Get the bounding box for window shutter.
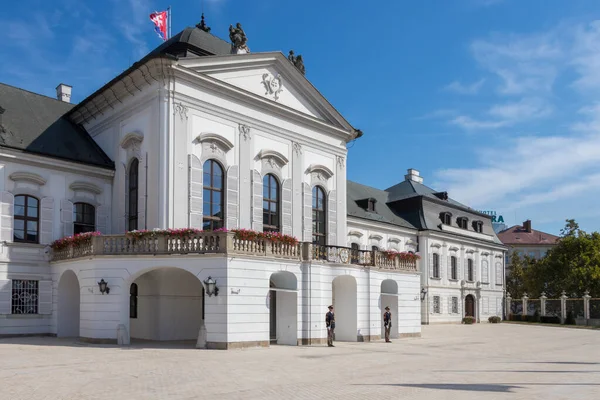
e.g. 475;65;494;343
0;279;11;314
327;189;337;246
445;255;450;279
38;280;53;315
496;262;502;284
282;179;292;236
188;154;203;229
226;165;239;229
482;260;489;283
302;183;312;242
251;170;263;231
40;197;54;245
473;259;477;282
0;191;14;242
429;253;434;278
96;206;109;234
61;199;74;237
138;157;146;229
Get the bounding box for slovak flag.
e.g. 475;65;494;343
150;10;168;41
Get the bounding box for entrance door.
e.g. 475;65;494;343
465;295;475;318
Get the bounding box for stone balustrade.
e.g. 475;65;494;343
51;234;418;272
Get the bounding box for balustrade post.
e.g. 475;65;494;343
540;292;547;316
506;293;512;319
224;232;235;254
522;293;528;317
560;290;568;323
301;242;311;261
156;235;168;253
91;236;104;255
583;290;591;321
265;240;273;256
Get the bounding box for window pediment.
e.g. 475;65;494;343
481;251;490;256
9;172;46;186
449;246;460;252
348;230;364;238
430;243;442;249
120;131;144;149
388;237;401;244
194;132;234;152
257;149;289;169
69;181;103;195
306;164;334;180
369;234;383;241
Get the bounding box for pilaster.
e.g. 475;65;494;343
172;102;189;228
238;124;253;229
292;142;303;240
335;155;346;247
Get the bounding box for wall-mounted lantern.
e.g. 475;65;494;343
420;287;428;301
204;276;219;297
98;279;110;295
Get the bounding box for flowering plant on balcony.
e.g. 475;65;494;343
126;228;207;239
231;229;299;245
379;250;421;262
50;231;102;251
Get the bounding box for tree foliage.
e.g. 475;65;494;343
507;219;600;298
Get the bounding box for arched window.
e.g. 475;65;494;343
432;253;440;278
467;259;474;281
74;203;96;234
14;195;39;243
203;159;224;230
481;259;489;283
262;174;280;232
312;186;327;246
372;245;379;252
129;283;138;319
451;256;458;280
128;159;139;231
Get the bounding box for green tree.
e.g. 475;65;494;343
506;251;528;298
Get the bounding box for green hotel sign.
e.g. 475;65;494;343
478;210;505;224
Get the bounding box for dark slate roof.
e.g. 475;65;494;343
498;224;559;246
150;26;232;58
0;83;114;169
347;180;417;229
386;179;472;210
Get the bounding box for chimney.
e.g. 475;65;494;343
404;168;424;184
56;84;72;103
523;220;532;233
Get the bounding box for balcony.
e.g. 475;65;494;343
51;232;418;273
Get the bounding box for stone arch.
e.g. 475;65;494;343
57;270;80;338
332;275;357;342
268;271;298;346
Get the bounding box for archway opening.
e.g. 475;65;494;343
269;271;298;346
465;294;476;319
332;275;357;342
57;270;80;338
380;279;399;340
130;268;203;341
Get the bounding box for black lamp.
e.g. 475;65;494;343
98;279;110;295
420;287;427;301
204;276;219;297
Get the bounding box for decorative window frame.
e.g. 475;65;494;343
9;172;46;199
388;236;401;251
347;230;363;248
439;211;452;225
120;131;144;161
256;149;289;179
368;233;383;249
432;252;441;279
306;164;334;189
69;181;103;207
194;132;233;168
405;239;417;252
456;216;469;229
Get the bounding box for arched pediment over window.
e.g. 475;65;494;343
194;132;234;152
9;172;46;186
69;181;103;195
256;149;289;167
369;234;384;241
120;131;144;149
348;230;364;238
305;164;334;180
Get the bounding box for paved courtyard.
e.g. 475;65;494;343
1;324;599;400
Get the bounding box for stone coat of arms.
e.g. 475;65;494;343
262;73;283;101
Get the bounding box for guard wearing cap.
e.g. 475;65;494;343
326;305;335;347
383;306;392;343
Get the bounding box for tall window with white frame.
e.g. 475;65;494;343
74;202;95;234
467;259;474;281
312;186;327;246
128;158;139;231
262;174;280;232
451;256;457;280
432;253;440;278
202;159;225;230
14;195;39;243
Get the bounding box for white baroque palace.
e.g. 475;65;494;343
0;23;504;346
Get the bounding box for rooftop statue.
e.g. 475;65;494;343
288;50;306;75
229;23;249;53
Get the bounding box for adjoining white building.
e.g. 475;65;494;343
0;20;505;346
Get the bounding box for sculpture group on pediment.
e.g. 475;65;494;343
288;50;306;75
229;23;250;53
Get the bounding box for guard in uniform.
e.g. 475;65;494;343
383;306;392;343
326;305;335;347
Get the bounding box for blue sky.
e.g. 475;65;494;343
3;0;600;236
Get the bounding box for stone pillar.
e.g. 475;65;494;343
540;292;547;316
560;290;568;323
522;293;528;317
505;292;512;319
583;291;591;321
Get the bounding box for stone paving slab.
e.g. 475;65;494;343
1;324;599;399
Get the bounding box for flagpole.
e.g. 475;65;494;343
168;6;171;39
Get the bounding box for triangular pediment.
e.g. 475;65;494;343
177;53;354;132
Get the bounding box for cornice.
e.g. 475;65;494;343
9;171;46;186
69;181;103;195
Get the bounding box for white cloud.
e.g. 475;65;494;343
449;115;509;130
444;79;485;95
